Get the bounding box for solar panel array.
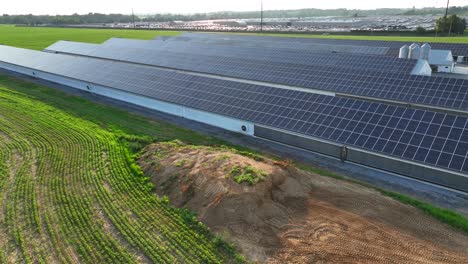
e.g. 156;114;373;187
46;40;415;73
62;39;468;112
1;45;467;176
201;34;454;56
173;32;468;57
156;35;392;55
156;35;394;55
100;38;400;69
114;37;373;66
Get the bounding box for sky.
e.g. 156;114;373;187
1;0;466;15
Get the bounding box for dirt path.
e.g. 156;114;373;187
139;142;468;263
268;200;467;263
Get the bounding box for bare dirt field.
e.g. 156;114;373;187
138;141;468;263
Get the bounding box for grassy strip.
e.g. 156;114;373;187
243;32;468;43
380;190;468;233
0;24;179;50
2;73;467;237
174;208;245;264
299;165;468;234
284;34;468;43
1;24;467;52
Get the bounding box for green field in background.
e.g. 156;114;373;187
249;32;468;43
0;24;466;51
0;23;467;263
0;25;179;50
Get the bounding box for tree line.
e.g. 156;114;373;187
1;6;467;26
436;15;467;35
0;13;134;25
142;6;468;22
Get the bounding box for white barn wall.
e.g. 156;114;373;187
0;62;254;136
184;108;254;135
2;60;467;191
91;84;255;136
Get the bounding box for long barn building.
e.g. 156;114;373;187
0;34;467;192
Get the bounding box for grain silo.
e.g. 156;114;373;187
420;43;431;60
399;45;409;59
408;43;421;59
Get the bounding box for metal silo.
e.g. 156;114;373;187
420;43;431;60
399;45;409;59
408;43;421;60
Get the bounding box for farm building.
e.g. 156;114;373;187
1;33;468;192
213;20;248;27
175;32;468;59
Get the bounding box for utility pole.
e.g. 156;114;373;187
445;0;450;18
445;0;452;36
132;8;135;28
437;0;450;37
260;0;264;32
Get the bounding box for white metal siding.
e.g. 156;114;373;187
0;62;254;136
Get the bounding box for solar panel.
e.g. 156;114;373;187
158;41;416;69
100;38;400;68
157;35;391;55
47;41;417;74
1;45;467;176
156;35;391;55
64;40;468;112
172;33;468;57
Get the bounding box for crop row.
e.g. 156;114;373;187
0;84;234;263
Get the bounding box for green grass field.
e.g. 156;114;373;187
0;71;467;264
0;25;179;50
0;25;467;263
0;24;466;52
0;74;244;263
250;32;468;43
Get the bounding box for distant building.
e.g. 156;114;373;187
213;20;248;28
168;21;185;26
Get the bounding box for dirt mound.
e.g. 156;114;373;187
138;141;468;263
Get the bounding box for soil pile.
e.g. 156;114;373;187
138;141;468;263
